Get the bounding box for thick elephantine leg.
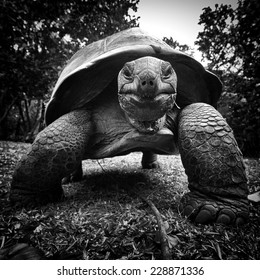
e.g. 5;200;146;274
178;103;249;225
10;110;92;206
141;151;159;169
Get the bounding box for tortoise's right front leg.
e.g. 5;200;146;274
10;110;92;206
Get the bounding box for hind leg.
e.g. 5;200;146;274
10;110;92;206
141;151;159;169
178;103;249;225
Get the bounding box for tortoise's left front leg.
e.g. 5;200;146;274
178;103;249;225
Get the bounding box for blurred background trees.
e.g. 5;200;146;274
0;0;139;141
0;0;259;157
196;0;260;156
163;37;195;57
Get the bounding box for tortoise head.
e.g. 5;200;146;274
118;56;177;134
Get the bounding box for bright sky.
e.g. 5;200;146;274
132;0;238;63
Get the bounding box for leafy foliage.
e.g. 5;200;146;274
196;0;260;157
163;37;194;57
0;0;139;141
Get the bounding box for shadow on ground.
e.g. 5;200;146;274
0;141;259;260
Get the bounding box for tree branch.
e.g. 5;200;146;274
0;96;19;124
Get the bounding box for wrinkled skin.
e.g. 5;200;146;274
10;56;249;225
118;57;177;134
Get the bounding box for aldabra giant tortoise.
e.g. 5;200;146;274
10;28;249;225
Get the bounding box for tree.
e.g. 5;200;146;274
0;0;139;141
196;0;260;156
163;37;194;57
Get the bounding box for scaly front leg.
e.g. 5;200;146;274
178;103;249;225
10;110;92;206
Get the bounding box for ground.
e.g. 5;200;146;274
0;141;259;259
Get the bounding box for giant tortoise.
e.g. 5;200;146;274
10;28;249;225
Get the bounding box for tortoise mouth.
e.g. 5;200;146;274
119;93;175;117
126;115;166;134
118;93;175;134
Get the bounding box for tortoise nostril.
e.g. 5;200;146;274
141;80;154;87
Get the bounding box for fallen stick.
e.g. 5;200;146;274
136;193;172;260
96;162;172;259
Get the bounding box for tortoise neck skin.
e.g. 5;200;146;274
118;56;177;134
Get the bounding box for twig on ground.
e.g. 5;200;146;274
137;193;172;260
96;160;172;259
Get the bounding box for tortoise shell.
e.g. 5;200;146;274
45;27;222;125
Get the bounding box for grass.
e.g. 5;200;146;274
0;141;259;259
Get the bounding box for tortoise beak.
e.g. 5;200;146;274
118;92;176;134
125;114;167;134
118;92;175;121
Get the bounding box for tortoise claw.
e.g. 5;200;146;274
179;192;249;225
62;164;83;184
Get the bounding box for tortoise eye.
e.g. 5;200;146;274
122;63;134;80
161;62;173;80
123;68;132;78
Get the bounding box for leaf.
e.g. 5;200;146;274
83;249;89;260
215;242;223;260
164;221;173;234
33;224;43;233
167;235;179;248
14;223;21;230
248;191;260;203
